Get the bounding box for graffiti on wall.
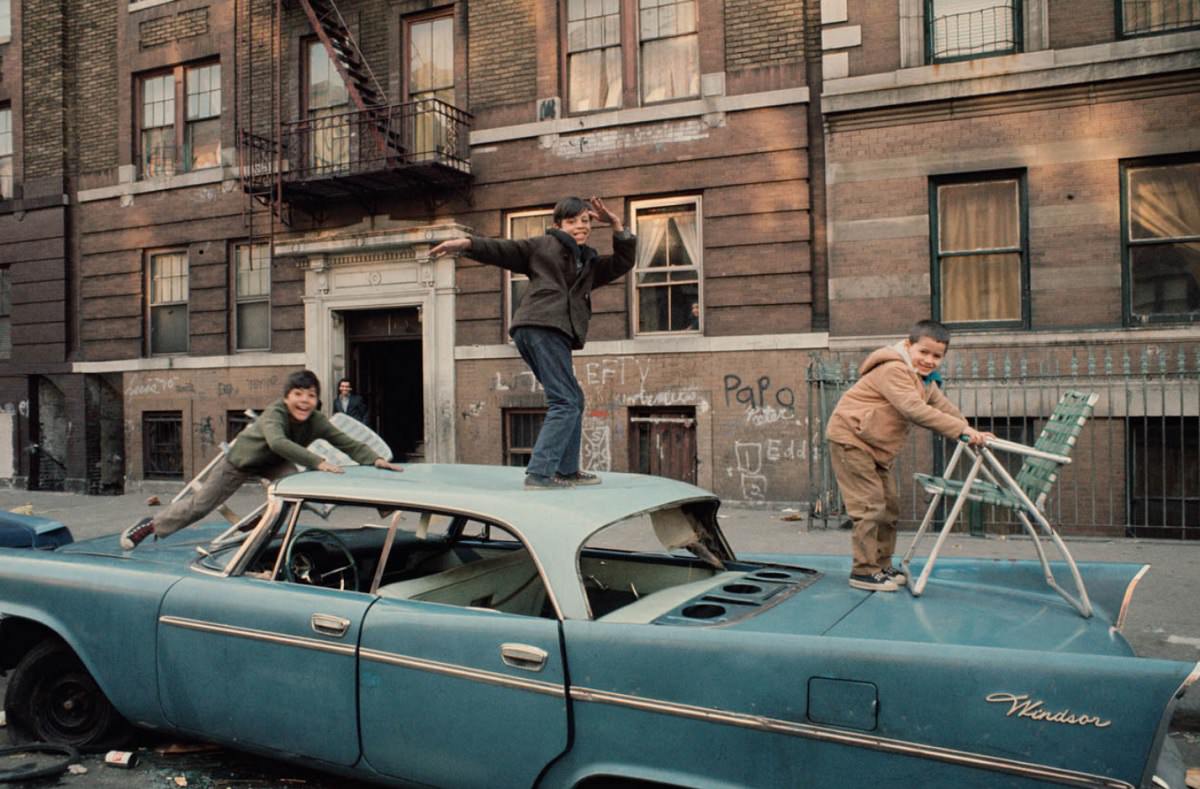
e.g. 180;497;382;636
723;374;797;426
581;415;612;472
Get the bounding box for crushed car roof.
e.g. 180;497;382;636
270;463;717;537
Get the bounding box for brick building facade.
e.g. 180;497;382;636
0;0;1195;530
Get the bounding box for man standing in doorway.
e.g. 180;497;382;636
332;377;369;424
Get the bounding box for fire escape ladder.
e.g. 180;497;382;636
295;0;400;156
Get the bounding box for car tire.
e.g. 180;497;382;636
3;638;132;751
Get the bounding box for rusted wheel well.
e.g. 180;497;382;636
0;618;61;673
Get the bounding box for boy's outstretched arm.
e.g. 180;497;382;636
928;378;996;446
430;236;533;274
322;422;404;471
588;196;637;287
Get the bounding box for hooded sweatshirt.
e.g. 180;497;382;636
825;342;968;466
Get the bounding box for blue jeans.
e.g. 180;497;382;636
512;326;583;478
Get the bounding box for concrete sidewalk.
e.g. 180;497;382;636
2;485;1199;730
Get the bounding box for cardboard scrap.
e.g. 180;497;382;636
1185;767;1200;789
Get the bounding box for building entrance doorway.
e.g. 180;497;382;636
344;308;424;462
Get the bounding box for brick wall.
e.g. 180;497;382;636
468;0;537;109
846;0;900;76
21;0;64;180
725;0;807;69
139;8;210;49
824;84;1200;336
457;349;812;504
1049;0;1117;49
70;0;119;176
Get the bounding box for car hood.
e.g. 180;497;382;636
55;522;233;568
731;554;1145;657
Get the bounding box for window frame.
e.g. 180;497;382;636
142;410;185;480
135;60;222;179
504;408;547;467
0;104;12;201
233;242;272;352
0;0;10;44
1120;153;1200;326
928;170;1030;331
146;249;190;356
0;266;11;360
637;0;701;105
1115;0;1200;38
630;194;704;337
559;0;701;116
402;9;456;104
925;0;1023;64
503;208;555;339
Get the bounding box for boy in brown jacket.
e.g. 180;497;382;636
826;320;994;592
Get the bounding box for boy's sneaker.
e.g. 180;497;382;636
120;517;156;550
848;572;899;592
524;473;573;490
556;471;601;486
882;566;907;586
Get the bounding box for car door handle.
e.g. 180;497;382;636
500;643;548;672
311;613;351;638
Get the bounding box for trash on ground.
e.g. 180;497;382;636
67;764;88;775
0;709;6;727
104;750;138;769
1185;766;1200;789
174;776;189;787
146;495;161;506
156;742;221;755
7;504;33;516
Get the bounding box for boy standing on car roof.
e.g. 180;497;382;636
430;196;635;490
826;320;995;592
120;369;403;550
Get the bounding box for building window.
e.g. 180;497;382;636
926;0;1020;63
632;196;702;334
567;0;622;112
1128;416;1199;538
139;63;222;178
227;410;254;443
234;243;271;351
143;411;184;480
931;174;1027;328
0;105;13;200
148;251;189;354
0;0;9;42
504;209;554;332
1123;158;1200;324
639;0;699;103
0;267;11;359
407;14;455;158
305;40;350;173
1119;0;1200;36
504;409;546;467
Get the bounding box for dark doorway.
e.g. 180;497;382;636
628;407;697;484
30;377;68;491
344;308;424;462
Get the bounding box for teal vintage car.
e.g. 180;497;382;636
0;464;1195;788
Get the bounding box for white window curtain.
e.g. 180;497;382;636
937;179;1022;323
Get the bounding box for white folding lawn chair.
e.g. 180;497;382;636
899;391;1100;618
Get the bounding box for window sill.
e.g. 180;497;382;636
77;163;229;203
822;29;1200;113
455;332;830;360
128;0;177;13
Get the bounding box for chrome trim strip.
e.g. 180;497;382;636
1181;662;1200;693
569;687;1134;789
159;615;356;657
360;648;564;698
1116;564;1151;631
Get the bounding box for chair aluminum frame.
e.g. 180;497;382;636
900;436;1094;618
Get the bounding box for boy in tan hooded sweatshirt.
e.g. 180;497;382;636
826;320;994;592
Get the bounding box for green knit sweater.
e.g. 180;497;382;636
226;399;380;472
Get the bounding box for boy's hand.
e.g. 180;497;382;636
962;428;997;447
429;238;471;259
373;459;404;472
317;460;345;474
588;196;623;233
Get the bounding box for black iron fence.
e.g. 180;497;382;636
238;98;471;187
928;1;1018;61
1121;0;1200;35
808;342;1200;539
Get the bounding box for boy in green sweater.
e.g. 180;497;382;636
121;370;402;549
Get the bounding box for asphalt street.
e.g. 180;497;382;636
0;486;1197;787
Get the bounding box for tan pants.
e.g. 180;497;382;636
829;442;899;576
153;456;294;537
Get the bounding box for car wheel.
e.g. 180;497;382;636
3;639;132;751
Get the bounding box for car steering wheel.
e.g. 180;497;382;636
285;528;359;591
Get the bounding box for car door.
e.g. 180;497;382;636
157;515;372;769
357;528;568;788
